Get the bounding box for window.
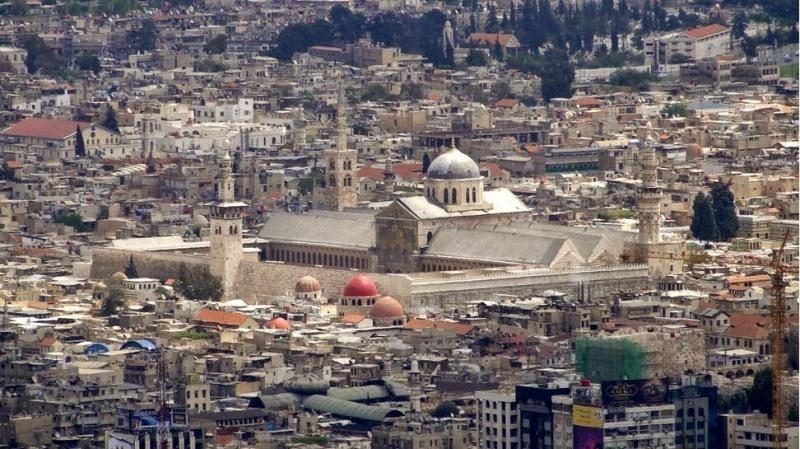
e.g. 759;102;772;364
443;189;449;203
451;188;457;203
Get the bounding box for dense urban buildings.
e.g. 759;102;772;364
0;1;797;449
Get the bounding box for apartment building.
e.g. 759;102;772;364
646;24;731;66
477;390;519;449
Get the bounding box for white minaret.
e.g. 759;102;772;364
209;139;245;298
637;134;661;244
313;89;358;211
442;20;454;58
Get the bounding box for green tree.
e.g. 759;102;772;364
660;102;688;118
0;161;16;181
788;326;798;371
465;48;489;66
204;34;227;54
195;59;227;72
298;176;314;196
710;182;739;241
174;263;223;301
732;10;748;40
100;282;127;316
21;34;63;75
130;19;157;52
608;69;653;91
124;255;139;278
749;368;772;417
75;54;101;74
55;212;89;232
361;84;397;102
690;192;719;242
668;53;691;64
422;153;431;174
485;5;500;33
491;81;512;100
400;82;425;101
74;125;86;158
539;49;574;102
101;104;120;133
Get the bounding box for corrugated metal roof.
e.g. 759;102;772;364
302;395;404;422
327;385;389;402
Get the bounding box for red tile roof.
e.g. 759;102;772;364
684;24;729;39
495;98;519;109
723;313;771;339
725;274;771;285
404;318;476;336
574;96;602;107
1;118;94;140
468;33;518;47
40;337;57;348
193;309;251;327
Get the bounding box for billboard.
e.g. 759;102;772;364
601;378;669;408
573;425;603;449
572;405;603;428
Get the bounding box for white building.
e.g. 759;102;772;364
645;24;731;66
722;412;799;449
192;98;254;124
477;390;519;449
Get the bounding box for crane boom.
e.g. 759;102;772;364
769;231;790;449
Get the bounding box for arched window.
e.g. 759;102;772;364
443;189;449;203
472;187;477;203
329;176;336;187
427;231;433;244
329;160;335;169
465;190;470;203
451;188;457;204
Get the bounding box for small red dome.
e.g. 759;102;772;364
265;317;291;330
370;296;404;318
343;274;379;298
295;275;321;293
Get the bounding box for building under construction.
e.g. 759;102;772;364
575;323;706;382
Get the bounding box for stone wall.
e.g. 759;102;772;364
90;248;209;280
235;260;409;303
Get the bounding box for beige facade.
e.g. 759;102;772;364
0;46;27;75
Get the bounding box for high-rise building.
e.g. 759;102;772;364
477;390;519;449
516;383;571;449
671;374;719;449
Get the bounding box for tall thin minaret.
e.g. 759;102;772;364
637;134;661;244
442;20;454;58
313;89;358;211
209;140;244;298
382;158;395;200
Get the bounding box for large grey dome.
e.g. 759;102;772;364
426;147;481;180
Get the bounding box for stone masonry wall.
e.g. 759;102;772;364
90;248;209;280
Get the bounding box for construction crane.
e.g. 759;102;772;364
769;231;790;449
156;348;171;449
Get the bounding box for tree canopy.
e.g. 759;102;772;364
174;263;223;301
101;104;120;133
690;192;719;242
74;125;86;158
124;255;139;278
710;182;739;241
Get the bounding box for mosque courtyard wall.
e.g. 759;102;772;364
91;248;649;308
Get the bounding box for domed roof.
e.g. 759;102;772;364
192;214;209;227
265;317;291;330
426;146;481;180
370;296;404;318
432;401;460;418
343;274;379;298
295;275;321;293
110;272;127;281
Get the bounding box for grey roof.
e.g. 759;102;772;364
302;395;404;422
425;227;577;267
426;147;481;180
396;189;529;220
258;210;376;249
248;393;300;410
383;380;411;398
327;385;389;402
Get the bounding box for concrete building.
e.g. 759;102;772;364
721;412;799;449
176;375;211;412
645;24;731;66
477;390;519;449
516;383;571;449
671;375;720;449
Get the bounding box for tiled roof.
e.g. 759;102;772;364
574;96;602;107
341;313;366;324
495;98;519;109
723;313;771;339
726;274;771;285
1;118;93;140
468;33;518;47
404;318;476;336
193;309;250;327
684;24;729;39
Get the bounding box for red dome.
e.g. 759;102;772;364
295;275;321;293
343;274;379;298
370;296;404;318
265;317;291;330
